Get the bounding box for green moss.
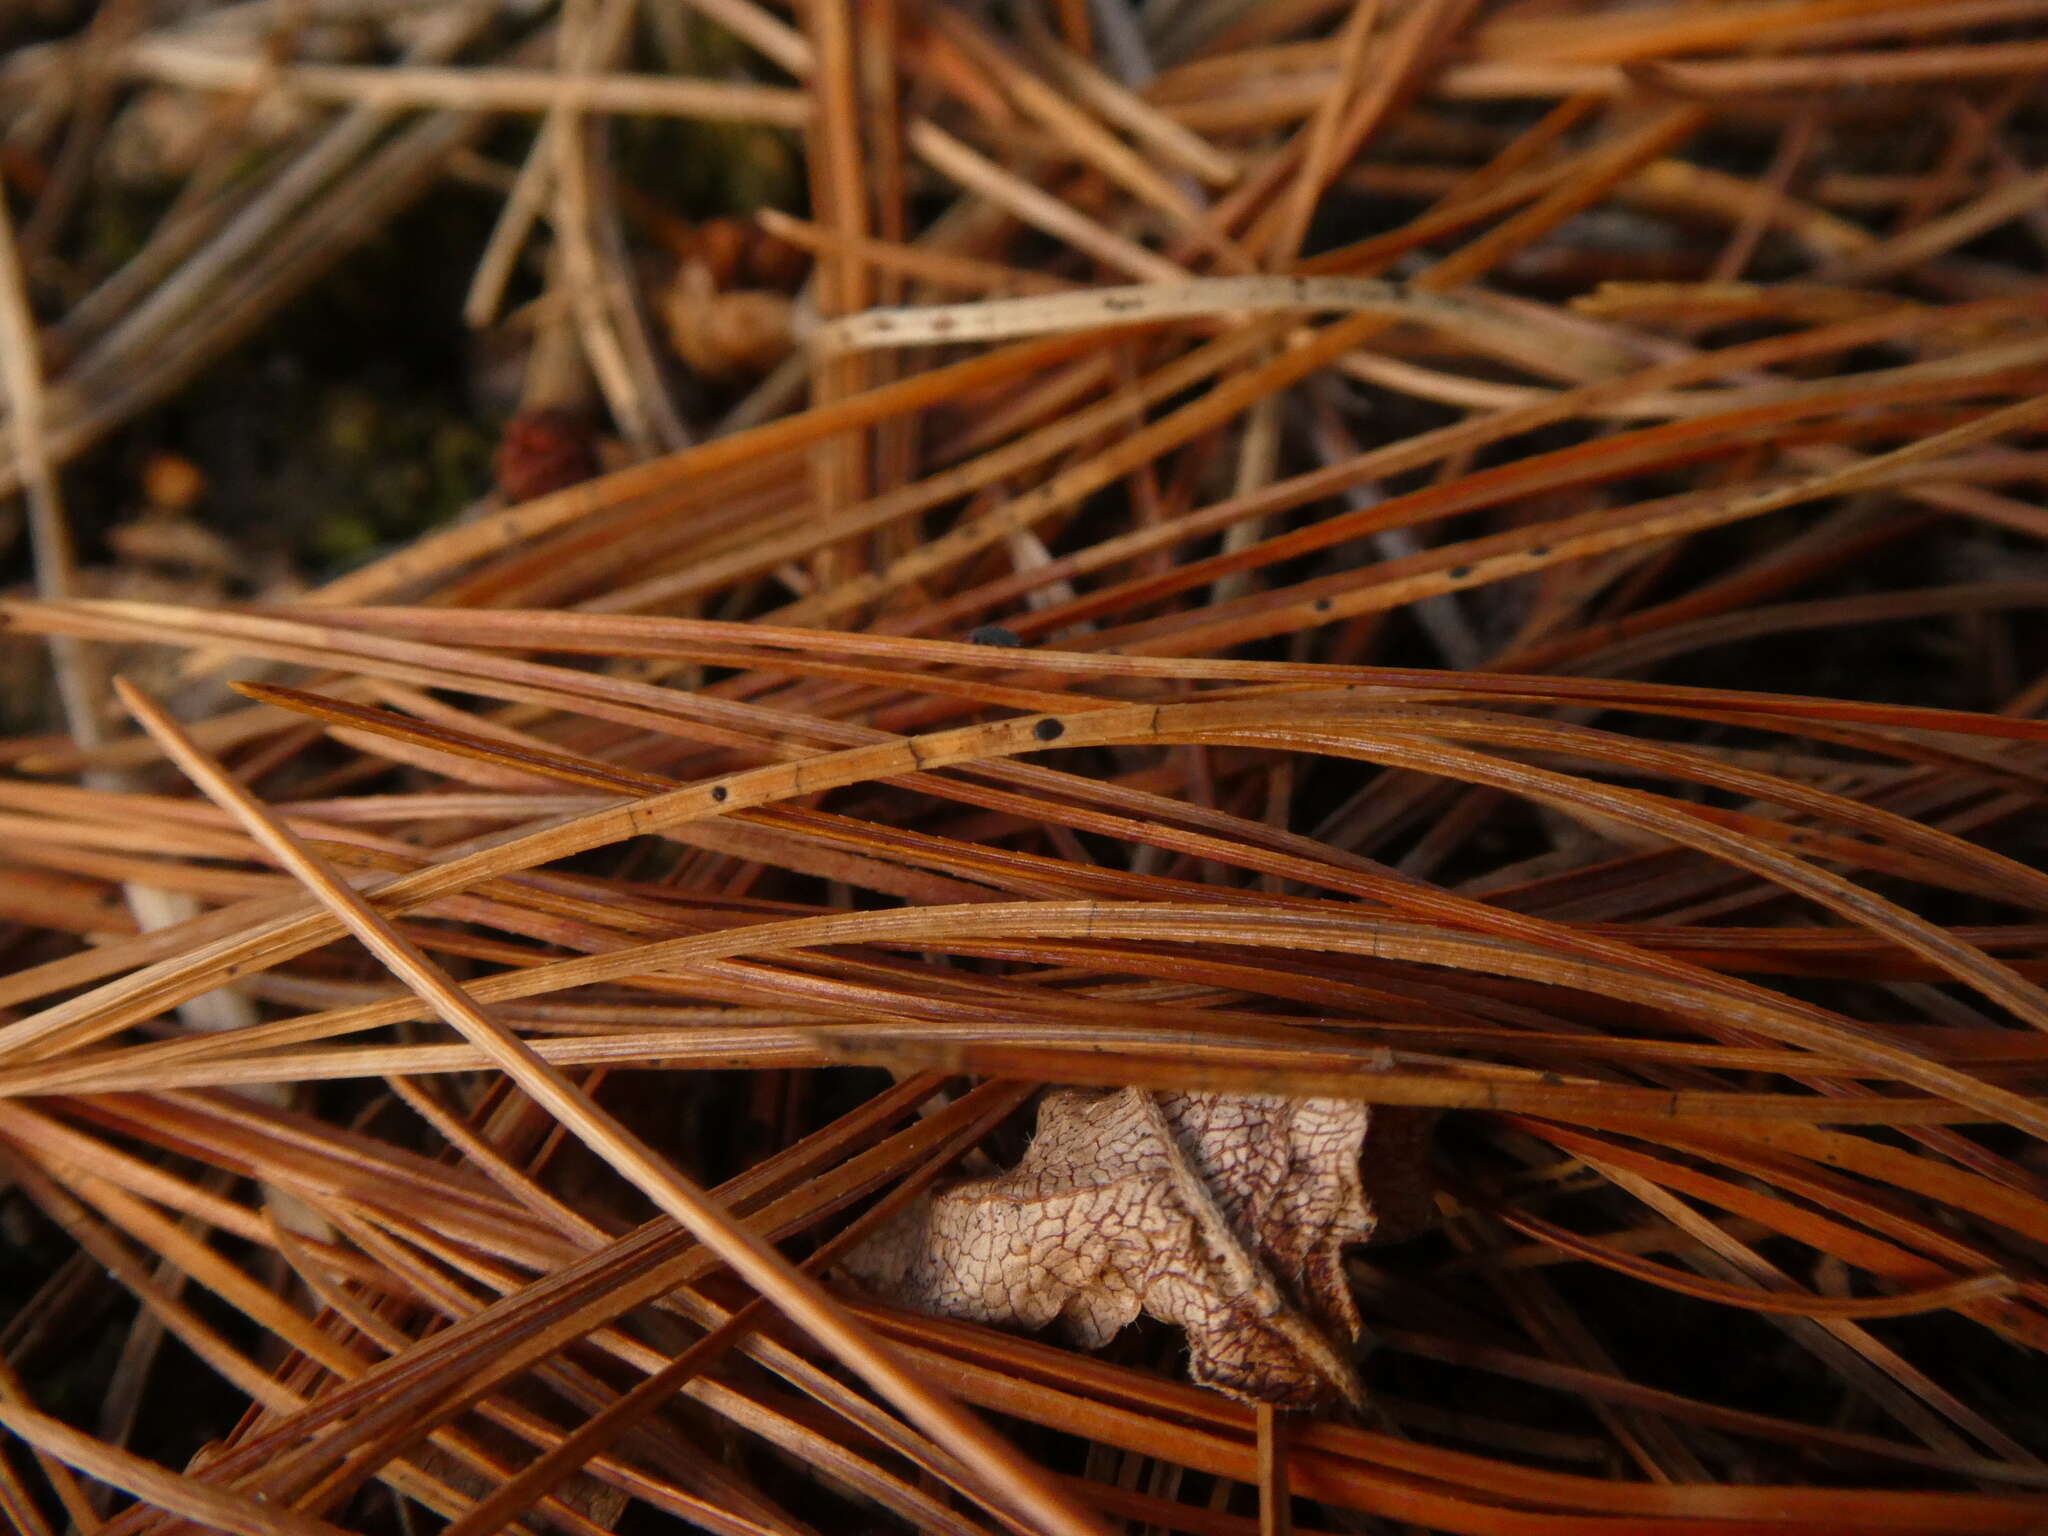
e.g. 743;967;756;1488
304;386;491;565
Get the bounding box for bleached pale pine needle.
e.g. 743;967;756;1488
120;40;813;124
810;274;1526;352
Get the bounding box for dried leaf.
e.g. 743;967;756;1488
844;1088;1434;1408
